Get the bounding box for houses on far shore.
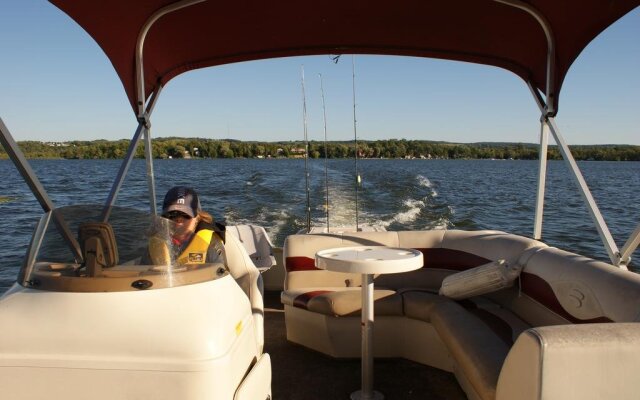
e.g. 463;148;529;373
5;139;638;162
44;141;69;147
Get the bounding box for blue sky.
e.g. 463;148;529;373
0;1;638;145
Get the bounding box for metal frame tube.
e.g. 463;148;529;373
0;118;83;262
619;223;640;266
143;84;162;216
0;119;55;212
528;81;549;240
101;122;145;222
135;0;206;117
533;120;549;240
546;117;622;267
527;83;629;268
101;86;162;222
143;126;157;215
18;211;51;286
360;273;374;399
494;0;556;115
134;0;204;211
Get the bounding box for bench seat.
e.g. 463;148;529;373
281;287;403;316
282;230;640;399
432;301;511;400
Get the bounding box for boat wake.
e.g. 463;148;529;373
223;167;457;246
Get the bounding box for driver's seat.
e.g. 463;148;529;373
78;222;119;276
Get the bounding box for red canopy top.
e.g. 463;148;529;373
51;0;639;115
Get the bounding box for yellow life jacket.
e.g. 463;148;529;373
149;226;222;266
176;228;214;265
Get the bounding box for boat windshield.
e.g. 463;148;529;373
18;205;228;293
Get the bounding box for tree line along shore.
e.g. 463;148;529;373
1;138;639;161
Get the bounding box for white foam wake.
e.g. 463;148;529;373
379;198;425;227
417;175;432;188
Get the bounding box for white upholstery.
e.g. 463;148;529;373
441;230;543;265
440;260;522;300
497;324;640;400
226;225;276;271
223;233;265;353
281;287;403;316
281;229;640;400
518;247;640;323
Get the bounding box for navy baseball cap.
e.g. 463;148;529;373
162;186;200;218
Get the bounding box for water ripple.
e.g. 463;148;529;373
0;158;638;293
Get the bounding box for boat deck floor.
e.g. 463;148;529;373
264;291;466;399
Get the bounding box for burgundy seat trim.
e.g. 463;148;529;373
521;272;612;324
287;248;490;273
415;248;491;271
293;290;333;310
286;256;319;272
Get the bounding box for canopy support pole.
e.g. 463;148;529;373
101;86;161;222
0;118;83;263
619;223;640;266
132;0;206;216
494;0;556;114
546;117;623;267
533;120;549;240
528;82;549;240
142;84;163;216
528;82;625;267
135;0;206;116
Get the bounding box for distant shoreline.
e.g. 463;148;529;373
2;138;639;161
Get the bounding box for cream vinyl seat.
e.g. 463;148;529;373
282;230;640;400
223;233;265;353
226;225;276;272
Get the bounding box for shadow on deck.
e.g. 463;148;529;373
264;291;466;400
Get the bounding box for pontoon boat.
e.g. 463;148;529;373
1;1;639;399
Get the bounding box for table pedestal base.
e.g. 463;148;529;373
350;389;384;400
315;247;423;400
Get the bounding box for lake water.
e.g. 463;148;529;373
1;158;638;292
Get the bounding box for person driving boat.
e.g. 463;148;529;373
145;186;226;266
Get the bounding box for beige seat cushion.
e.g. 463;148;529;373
497;323;640;400
402;290;452;322
281;287;402;317
431;301;511;400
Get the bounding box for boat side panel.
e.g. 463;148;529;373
0;277;262;399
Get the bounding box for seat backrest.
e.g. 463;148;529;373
512;246;640;327
497;323;640;400
283;232;400;290
223;233;265;352
226;225;275;270
283;229;547;292
381;230;543;291
441;230;544;266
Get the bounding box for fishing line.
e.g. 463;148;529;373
319;73;330;231
301;66;311;232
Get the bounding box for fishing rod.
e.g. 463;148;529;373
319;73;330;232
301;66;312;232
352;55;361;231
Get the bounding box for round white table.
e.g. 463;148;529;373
316;246;423;400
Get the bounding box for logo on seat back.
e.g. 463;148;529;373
189;252;204;263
